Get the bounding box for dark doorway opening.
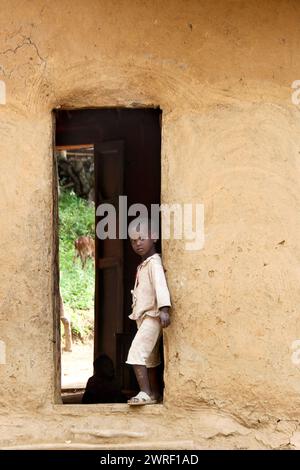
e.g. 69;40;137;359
55;108;163;403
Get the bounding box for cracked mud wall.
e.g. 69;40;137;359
1;0;300;449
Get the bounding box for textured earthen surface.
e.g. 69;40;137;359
1;0;300;449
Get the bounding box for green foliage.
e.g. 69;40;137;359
69;306;94;342
59;189;94;242
59;189;94;340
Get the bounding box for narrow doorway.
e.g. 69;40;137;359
55;144;95;403
54;108;163;404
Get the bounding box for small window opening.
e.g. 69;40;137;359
54;108;164;404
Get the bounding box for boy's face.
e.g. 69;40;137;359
130;229;157;258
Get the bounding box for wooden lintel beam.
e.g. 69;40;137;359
55;144;94;151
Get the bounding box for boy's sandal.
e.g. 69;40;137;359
127;391;157;406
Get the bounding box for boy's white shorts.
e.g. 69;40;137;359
126;315;162;368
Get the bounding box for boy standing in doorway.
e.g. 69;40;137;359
126;218;171;405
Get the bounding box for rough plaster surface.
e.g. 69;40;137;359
1;0;300;449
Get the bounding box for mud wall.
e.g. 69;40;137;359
1;0;300;449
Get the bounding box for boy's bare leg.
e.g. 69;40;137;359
148;366;161;400
133;365;152;397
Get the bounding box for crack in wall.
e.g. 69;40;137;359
0;36;46;64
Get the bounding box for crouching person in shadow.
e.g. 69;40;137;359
82;353;126;404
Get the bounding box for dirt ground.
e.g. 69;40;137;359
61;340;93;390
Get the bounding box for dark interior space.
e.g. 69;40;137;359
55;108;163;402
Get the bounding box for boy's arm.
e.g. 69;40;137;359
159;306;171;328
150;260;172;328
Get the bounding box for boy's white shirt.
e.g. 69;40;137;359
129;253;171;321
